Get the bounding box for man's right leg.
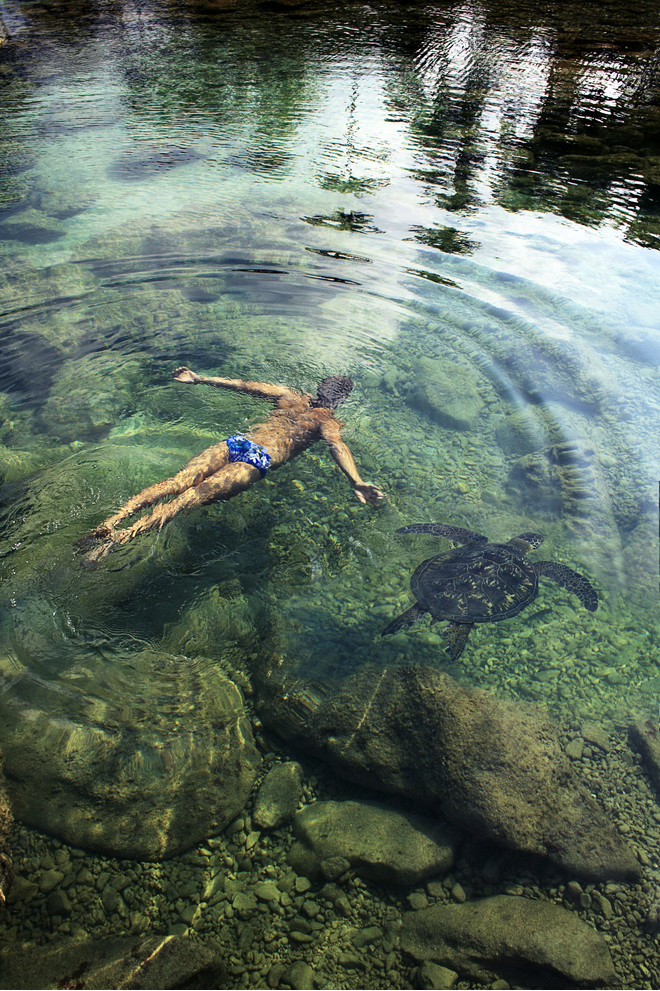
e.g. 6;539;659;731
87;442;230;537
78;461;261;564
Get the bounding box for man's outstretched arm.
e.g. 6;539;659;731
320;420;384;506
173;366;301;402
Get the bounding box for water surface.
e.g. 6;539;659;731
0;0;659;984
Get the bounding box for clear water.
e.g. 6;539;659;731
0;0;659;984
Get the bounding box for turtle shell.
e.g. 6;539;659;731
411;541;538;624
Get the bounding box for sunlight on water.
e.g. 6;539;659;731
0;0;659;984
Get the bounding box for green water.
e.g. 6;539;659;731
0;0;659;986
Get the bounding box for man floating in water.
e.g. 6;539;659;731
77;366;384;563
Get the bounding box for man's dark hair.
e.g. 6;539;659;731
312;375;354;410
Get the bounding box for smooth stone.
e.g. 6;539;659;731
253;881;280;903
39;870;64;895
581;722;610;753
352;925;383;947
565;738;584;760
253;761;303;830
401;895;617;987
282;960;314;990
6;875;38;905
407;357;484;431
46;890;72;915
232;892;257;913
419;960;459;989
293;799;457;885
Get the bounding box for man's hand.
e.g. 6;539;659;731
354;482;385;505
172;365;200;384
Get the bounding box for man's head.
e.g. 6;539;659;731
312;375;354;410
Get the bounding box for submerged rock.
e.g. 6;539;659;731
628;716;660;797
253;761;303;830
0;933;222;990
400;895;617;988
407;357;484;431
292;799;456;885
108;143;207;181
2;658;260;859
256;664;639;881
0;207;65;244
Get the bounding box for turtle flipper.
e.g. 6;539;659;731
442;621;472;661
382;603;425;636
397;523;487;545
535;561;598;612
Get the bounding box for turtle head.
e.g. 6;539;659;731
508;532;544;555
311;375;354;410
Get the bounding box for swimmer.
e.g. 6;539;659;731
76;366;384;563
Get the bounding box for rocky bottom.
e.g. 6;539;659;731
1;721;660;991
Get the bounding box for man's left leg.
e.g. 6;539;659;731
80;461;262;563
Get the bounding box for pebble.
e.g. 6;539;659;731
451;882;467;903
352;925;383;947
253;881;280;903
592;892;614;919
283;960;314;990
101;885;120;913
39;870;64;894
419;960;459;989
565;738;584;760
46;890;71;915
289;931;313;944
337;952;366;969
408;891;429;911
232;892;257;912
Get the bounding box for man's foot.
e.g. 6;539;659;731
76;537;116;569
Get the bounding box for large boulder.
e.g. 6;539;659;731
400;895;617;988
1;655;260;859
292;799;457;885
256;663;639;881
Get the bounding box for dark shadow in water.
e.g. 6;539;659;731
107;144;207;181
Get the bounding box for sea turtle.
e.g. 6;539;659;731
382;522;598;661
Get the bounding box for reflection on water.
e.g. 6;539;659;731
0;0;659;986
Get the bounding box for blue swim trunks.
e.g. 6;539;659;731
226;434;271;476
